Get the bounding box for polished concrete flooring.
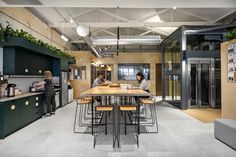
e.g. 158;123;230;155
0;101;235;157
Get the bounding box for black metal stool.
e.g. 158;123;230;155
139;96;158;133
117;105;139;147
93;105;115;148
73;97;92;134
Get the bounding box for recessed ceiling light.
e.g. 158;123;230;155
172;6;177;10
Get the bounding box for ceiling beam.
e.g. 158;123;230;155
140;8;170;22
175;9;212;22
139;30;152;36
103;30;116;36
213;9;236;23
97;8;131;22
2;0;236;8
72;8;97;19
144;27;170;36
49;21;218;28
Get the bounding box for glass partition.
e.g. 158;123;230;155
164;75;181;101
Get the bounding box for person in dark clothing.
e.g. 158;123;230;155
34;71;56;116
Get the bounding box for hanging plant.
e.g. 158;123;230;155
0;24;74;60
225;28;236;40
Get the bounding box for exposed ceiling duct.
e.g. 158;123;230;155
91;35;162;46
83;36;103;58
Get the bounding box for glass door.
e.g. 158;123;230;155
188;59;214;108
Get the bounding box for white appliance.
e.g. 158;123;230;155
55;90;60;108
68;88;73;102
61;71;68;106
0;47;3;75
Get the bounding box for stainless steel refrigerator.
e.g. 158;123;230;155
60;71;68;106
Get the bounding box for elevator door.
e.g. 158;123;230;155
188;59;214;108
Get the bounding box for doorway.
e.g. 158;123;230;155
188;58;215;108
156;64;162;96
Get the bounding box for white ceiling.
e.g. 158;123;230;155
1;0;236;8
0;0;236;56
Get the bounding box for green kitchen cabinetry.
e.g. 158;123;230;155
52;59;60;76
0;94;44;139
3;100;21;137
3;47;52;75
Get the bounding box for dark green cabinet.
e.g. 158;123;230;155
3;47;57;75
33;95;43;120
0;94;44;139
60;59;69;71
20;97;34;126
4;100;21;137
52;59;60;76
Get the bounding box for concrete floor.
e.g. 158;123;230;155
0;101;235;157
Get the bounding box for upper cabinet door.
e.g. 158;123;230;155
3;47;57;76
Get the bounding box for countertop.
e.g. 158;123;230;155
0;92;44;102
0;88;61;102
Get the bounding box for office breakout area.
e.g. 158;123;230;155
0;0;236;157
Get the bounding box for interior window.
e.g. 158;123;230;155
118;64;150;80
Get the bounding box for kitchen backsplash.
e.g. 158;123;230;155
7;76;60;92
7;77;43;92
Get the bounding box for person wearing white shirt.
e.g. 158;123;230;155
136;72;150;94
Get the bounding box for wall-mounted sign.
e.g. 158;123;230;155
227;44;236;82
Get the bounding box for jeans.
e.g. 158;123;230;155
45;93;56;114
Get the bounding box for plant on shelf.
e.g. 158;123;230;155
225;28;236;40
0;24;74;60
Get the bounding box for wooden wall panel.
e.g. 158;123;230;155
221;39;236;119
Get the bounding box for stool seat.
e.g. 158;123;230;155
119;105;137;111
77;99;92;104
84;97;92;100
140;99;153;104
96;105;113;111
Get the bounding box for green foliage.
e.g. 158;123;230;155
225;28;236;40
0;24;74;60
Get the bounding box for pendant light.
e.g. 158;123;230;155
76;24;89;37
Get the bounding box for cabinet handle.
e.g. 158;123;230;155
25;69;29;73
36;97;39;101
25;101;29;106
39;70;42;74
11;105;16;110
35;102;39;107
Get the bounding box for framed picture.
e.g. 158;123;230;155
227;44;236;82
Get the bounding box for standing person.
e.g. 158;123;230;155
34;71;56;116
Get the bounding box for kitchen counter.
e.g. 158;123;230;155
0;92;44;102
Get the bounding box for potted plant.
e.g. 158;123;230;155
225;28;236;40
0;24;75;62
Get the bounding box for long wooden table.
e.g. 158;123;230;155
80;86;150;135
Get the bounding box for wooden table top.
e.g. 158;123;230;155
81;86;150;97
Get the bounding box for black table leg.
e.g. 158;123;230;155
91;97;94;135
137;96;140;135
